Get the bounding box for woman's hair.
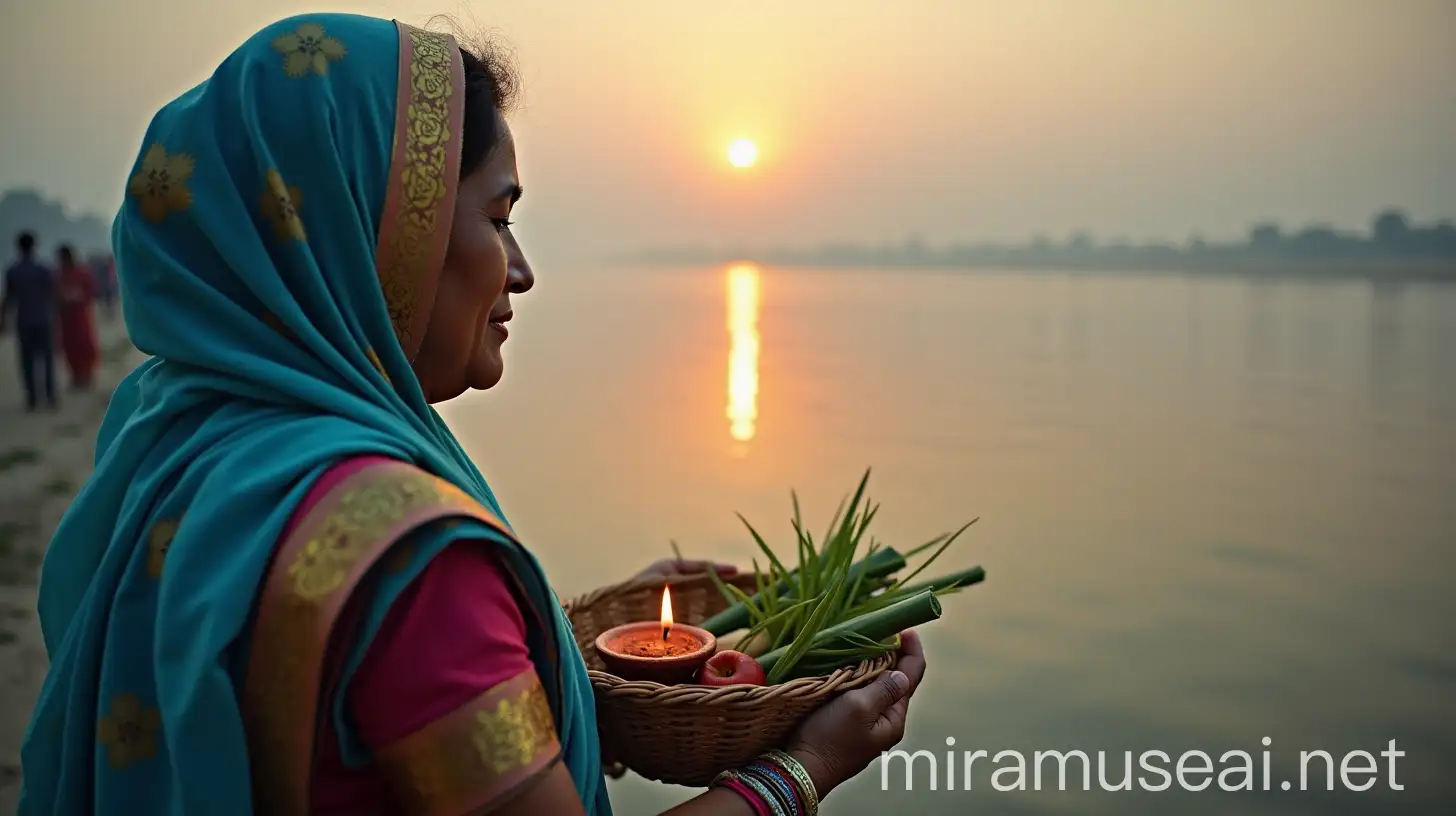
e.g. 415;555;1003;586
57;244;75;264
458;40;519;179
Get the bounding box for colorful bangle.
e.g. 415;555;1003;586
744;760;802;813
764;750;820;816
713;772;772;816
716;752;821;816
736;770;790;816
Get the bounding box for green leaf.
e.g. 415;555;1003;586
847;565;869;605
885;519;977;595
852;503;880;551
791;497;812;584
704;559;737;602
888;566;986;601
739;512;793;593
767;562;852;684
800;642;895;658
770;607;803;650
739;597;815;646
791;489;811;568
793;494;824;598
902;532;950;560
761;589;940;679
823;494;848;549
751;557;775;617
713;575;765;626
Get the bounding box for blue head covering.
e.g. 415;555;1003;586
20;13;608;815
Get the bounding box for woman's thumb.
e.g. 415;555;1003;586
867;670;910;713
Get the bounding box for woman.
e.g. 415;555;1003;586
20;14;926;816
54;244;99;389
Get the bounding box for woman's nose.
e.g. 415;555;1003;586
507;236;534;294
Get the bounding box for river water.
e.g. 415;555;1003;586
441;265;1456;814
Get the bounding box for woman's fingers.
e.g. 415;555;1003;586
847;670;910;727
895;630;927;694
635;558;740;580
872;697;911;743
671;559;739;576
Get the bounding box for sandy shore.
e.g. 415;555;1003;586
0;315;146;811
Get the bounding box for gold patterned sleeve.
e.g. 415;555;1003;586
373;668;562;815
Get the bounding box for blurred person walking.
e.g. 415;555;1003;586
55;244;99;389
90;252;118;320
0;230;58;411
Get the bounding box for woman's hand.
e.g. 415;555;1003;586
783;629;929;799
633;558;738;581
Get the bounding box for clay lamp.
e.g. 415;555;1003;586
594;586;716;684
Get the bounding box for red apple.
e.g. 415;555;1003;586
697;650;767;686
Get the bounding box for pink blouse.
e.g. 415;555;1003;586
276;457;541;814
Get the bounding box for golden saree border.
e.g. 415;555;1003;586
375;669;562;815
241;459;513;816
374;21;465;361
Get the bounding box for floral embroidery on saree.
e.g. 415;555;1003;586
127;144;194;223
261;169;307;241
271;22;347;78
243;460;515;815
374;24;463;360
376;669;561;815
284;470;482;601
96;692;163;770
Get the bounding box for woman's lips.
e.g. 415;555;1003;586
488;311;512;338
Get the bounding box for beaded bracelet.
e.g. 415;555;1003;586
743;760;802;813
714;773;774;816
711;751;821;816
763;750;820;816
738;770;791;816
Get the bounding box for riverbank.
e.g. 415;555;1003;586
0;316;145;812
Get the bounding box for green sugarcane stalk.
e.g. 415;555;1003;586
701;547;907;636
757;590;942;677
891;566;986;598
840;565;984;620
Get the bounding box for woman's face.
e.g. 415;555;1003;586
413;118;533;403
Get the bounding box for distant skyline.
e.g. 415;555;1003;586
3;1;1453;265
619;207;1456;281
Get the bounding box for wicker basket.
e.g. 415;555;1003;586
565;573;893;787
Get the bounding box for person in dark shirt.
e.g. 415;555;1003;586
0;230;59;410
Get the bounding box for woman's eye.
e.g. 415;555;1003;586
491;218;515;232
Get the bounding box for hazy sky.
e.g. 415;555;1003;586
2;0;1452;261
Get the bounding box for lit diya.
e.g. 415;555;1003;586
593;586;716;684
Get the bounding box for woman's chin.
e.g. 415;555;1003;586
467;354;504;391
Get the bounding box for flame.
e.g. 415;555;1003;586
660;585;674;639
726;264;761;442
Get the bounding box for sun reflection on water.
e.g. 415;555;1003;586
726;263;761;442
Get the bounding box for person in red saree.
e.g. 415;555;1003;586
54;244;99;389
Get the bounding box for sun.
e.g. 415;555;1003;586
727;138;758;169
